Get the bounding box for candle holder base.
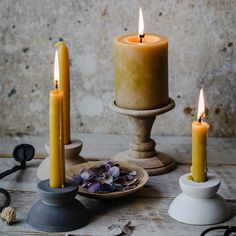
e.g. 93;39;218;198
36;139;86;181
168;173;231;225
27;179;89;232
113;150;175;176
109;99;176;176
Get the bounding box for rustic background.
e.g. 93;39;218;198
0;0;235;137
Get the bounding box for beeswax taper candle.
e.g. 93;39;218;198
192;89;209;182
49;50;65;188
55;41;71;145
114;8;169;110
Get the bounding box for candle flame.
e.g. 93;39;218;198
197;89;205;121
54;50;59;86
138;8;144;37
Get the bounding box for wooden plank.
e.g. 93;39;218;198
0;159;40;192
0;134;235;165
0;158;235;201
0;191;235;236
0;134;235;235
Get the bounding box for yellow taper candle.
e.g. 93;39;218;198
192;89;209;182
49;50;65;188
114;8;169;110
55;41;71;145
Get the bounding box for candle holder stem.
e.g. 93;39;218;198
110;98;176;175
129;116;156;159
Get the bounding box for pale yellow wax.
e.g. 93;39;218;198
192;121;209;182
56;42;71;145
114;34;169;110
49;88;65;188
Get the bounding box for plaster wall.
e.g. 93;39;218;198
0;0;235;137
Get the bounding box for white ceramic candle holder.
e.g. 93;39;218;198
168;173;231;225
109;98;176;176
36;139;86;181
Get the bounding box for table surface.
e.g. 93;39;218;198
0;134;235;236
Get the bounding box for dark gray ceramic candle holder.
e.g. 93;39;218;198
27;179;89;232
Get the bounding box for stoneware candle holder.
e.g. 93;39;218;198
168;173;231;225
27;179;89;232
36;139;86;181
109;98;176;176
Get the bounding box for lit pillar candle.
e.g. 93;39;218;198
55;41;71;145
49;50;65;188
192;89;209;182
114;8;169;110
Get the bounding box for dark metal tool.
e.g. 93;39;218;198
0;144;35;211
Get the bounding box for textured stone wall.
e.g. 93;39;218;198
0;0;235;137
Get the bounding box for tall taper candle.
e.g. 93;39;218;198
50;50;65;188
192;89;209;182
56;41;71;145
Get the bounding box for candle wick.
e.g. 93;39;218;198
139;34;145;43
198;113;205;123
198;116;202;123
55;80;58;89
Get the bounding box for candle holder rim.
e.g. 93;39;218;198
180;173;221;188
37;179;78;194
109;98;175;117
45;139;83;149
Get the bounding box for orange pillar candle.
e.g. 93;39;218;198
114;8;169;110
55;41;71;145
49;50;65;188
192;89;209;182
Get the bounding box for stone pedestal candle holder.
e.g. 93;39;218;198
109;98;176;176
36;139;86;181
27;179;89;232
168;173;231;225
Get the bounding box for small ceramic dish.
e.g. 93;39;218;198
66;161;149;200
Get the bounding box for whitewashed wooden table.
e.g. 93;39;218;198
0;134;235;236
